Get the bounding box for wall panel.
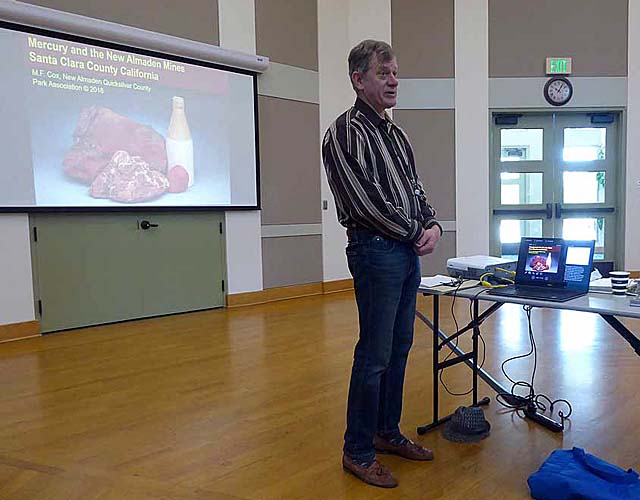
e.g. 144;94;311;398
489;0;627;77
262;235;323;288
255;0;318;70
394;109;456;221
258;96;321;225
23;0;220;45
391;0;454;78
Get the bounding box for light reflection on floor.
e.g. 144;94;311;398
557;310;598;352
488;304;598;351
489;305;601;415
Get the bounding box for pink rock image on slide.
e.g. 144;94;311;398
90;150;169;203
63;106;168;183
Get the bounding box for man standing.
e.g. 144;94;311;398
322;40;442;488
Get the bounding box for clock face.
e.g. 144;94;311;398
544;77;573;106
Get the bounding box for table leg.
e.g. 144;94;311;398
416;295;492;435
473;298;479;406
600;314;640;356
432;295;439;428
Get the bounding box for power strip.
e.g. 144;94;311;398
523;404;564;432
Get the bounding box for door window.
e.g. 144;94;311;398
500;219;543;259
563;171;605;204
501;172;543;205
500;129;544;162
563;128;606;162
563;217;606;260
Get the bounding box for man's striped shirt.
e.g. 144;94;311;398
322;98;441;243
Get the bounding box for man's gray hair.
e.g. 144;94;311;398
348;40;395;89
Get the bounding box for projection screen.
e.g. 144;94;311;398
0;21;259;211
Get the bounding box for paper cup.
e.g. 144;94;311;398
610;271;630;295
610;271;631;278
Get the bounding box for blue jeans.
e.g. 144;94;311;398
343;228;421;463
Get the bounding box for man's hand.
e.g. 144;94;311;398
414;226;441;256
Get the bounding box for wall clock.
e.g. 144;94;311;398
543;76;573;106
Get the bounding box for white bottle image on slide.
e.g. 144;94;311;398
166;96;194;187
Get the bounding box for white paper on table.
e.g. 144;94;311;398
589;278;639;294
589;277;612;293
420;275;456;288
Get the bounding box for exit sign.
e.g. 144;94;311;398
546;57;572;75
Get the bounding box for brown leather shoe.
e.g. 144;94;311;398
342;454;398;488
374;435;434;461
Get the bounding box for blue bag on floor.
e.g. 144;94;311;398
527;447;640;500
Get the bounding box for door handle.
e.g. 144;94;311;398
492;204;553;219
140;220;159;230
554;205;615;218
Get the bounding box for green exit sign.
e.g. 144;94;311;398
546;57;572;75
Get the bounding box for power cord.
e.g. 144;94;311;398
435;279;573;430
495;304;572;431
480;267;516;289
438;282;488;397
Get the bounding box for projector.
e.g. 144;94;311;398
447;255;517;280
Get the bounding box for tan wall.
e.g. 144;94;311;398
489;0;628;77
391;0;454;78
258;96;321;225
23;0;220;45
255;0;318;71
262;236;323;288
393;110;456;221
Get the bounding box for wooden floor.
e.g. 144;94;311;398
0;291;639;499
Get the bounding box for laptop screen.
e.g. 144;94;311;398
517;238;566;287
515;237;595;289
563;239;596;290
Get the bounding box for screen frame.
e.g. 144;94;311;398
0;20;261;213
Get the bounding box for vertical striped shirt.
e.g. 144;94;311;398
322;98;441;243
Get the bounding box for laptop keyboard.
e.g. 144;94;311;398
488;285;584;302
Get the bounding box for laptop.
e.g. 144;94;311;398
487;237;595;302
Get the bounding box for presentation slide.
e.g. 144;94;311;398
0;25;257;209
525;244;561;274
566;246;591;266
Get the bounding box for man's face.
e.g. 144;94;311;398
353;55;399;114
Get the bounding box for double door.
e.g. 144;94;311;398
491;112;621;263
